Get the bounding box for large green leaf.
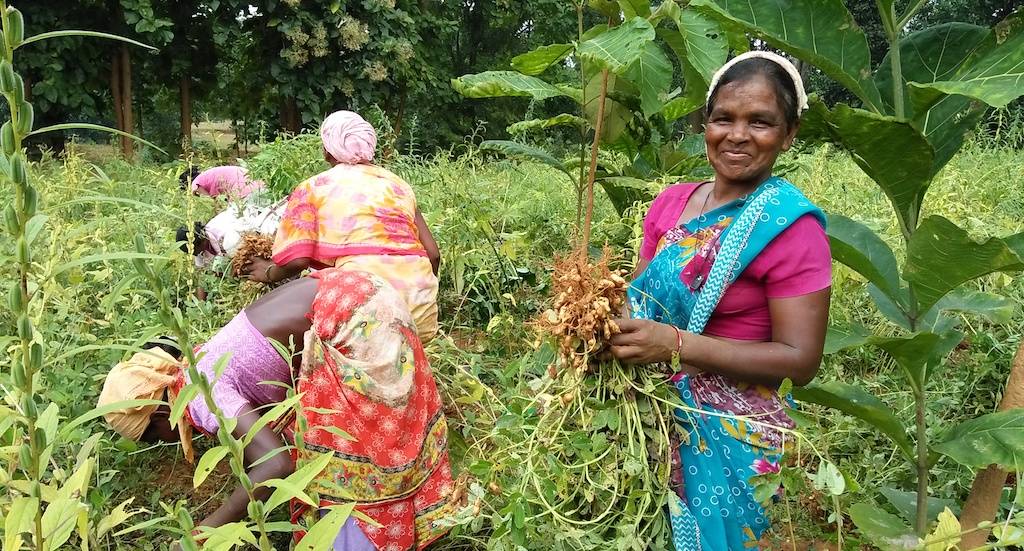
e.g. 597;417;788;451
867;284;913;331
451;71;567;100
793;381;914;462
4;497;38;551
618;0;650;18
508;114;588;135
908;16;1024;109
623;42;673;118
923;288;1015;326
875;23;991;114
880;488;960;526
905;216;1024;314
597;176;656;215
872;332;945;390
875;24;993;174
849;502;917;550
656;27;707;121
934;409;1024;470
295;504;355;551
827;214;904;306
578;17;656;75
812;104;934;235
666;6;728;85
510;44;574;76
824;323;872;354
689;0;883;112
583;70;634;143
480;141;571;177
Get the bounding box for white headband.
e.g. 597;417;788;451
706;51;809;113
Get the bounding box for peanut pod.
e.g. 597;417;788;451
16;313;31;340
1;121;14;155
22;185;36;217
11;358;26;387
11;73;22;104
15;235;29;264
33;428;46;450
0;60;14;93
10;152;26;186
7;281;22;312
29;342;42;371
16;101;32;135
6;8;24;47
18;443;31;469
21;395;36;419
3;203;18;234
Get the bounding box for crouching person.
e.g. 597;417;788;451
98;269;455;549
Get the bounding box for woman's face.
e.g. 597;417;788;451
705;75;797;189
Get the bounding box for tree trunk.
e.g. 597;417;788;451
280;96;300;134
393;82;408;140
111;52;124;140
119;45;134;160
180;75;192;153
959;342;1024;548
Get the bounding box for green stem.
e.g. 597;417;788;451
914;384;929;535
886;3;905;119
1;2;45;546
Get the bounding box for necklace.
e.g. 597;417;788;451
696;181;714;222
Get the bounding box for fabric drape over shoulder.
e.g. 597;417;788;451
292;269;454;550
273;164;439;341
272;164;425;267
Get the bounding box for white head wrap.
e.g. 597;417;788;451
706;51;809;113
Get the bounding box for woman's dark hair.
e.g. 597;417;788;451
143;336;182;360
706;57;800;130
175;221;207;255
178;166;200;190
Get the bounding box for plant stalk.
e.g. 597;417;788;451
914;385;929;535
582;67;609;250
886;2;905;119
1;2;46;546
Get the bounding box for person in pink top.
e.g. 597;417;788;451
604;52;831;549
183;165;265;199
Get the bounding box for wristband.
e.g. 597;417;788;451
671;325;684;373
263;263;274;282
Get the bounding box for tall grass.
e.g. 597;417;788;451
2;122;1023;546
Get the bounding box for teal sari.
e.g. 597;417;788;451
628;177;825;550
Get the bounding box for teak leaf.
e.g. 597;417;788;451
451;71;568;100
793;381;914;462
578;17;656;74
690;0;883;112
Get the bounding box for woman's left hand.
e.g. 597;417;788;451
243;257;274;282
605;318;678;364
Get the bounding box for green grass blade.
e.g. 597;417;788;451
20;30;157;51
28;123;168;156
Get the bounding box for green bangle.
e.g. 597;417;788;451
263;263;274;281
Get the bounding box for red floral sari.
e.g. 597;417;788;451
292;268;454;550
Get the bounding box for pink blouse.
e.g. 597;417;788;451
639;183;832;341
191;166;265;198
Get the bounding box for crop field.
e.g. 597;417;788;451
0;132;1020;548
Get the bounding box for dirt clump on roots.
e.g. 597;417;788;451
536;247;628;375
230;232;275;277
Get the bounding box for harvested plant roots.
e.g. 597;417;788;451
463;248;676;549
230;232;274;278
537;248;628;374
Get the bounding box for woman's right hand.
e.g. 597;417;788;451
243;257;274;283
605;318;679;365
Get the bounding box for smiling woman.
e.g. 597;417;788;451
606;51;832;550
